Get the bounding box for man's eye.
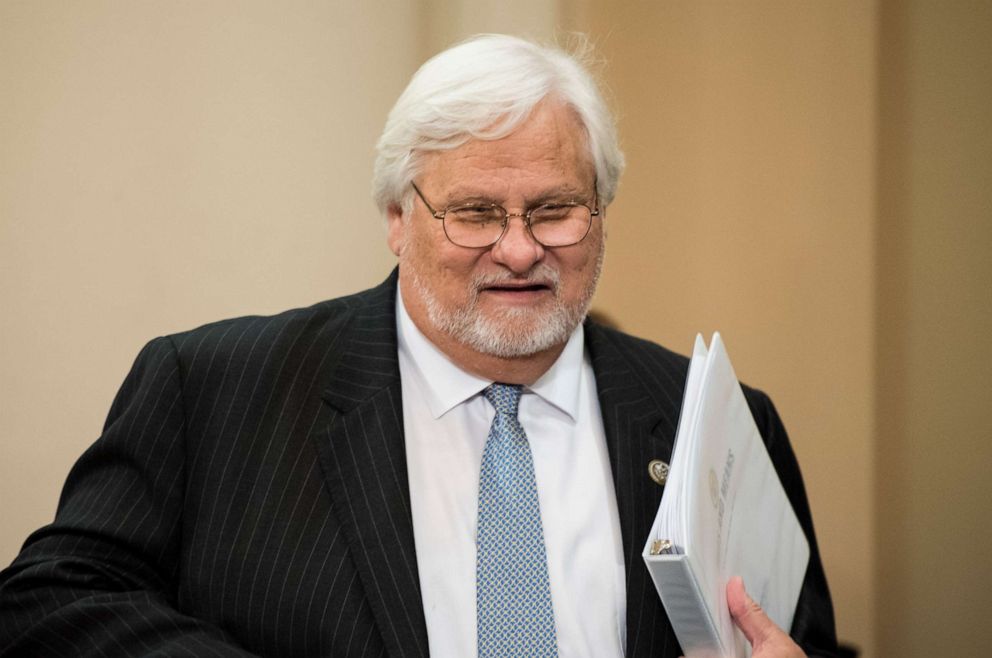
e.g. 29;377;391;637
451;206;501;224
530;204;574;222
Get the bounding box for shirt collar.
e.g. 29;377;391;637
395;284;584;422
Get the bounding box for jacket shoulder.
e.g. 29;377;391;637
171;291;360;348
586;321;691;380
586;323;778;425
154;281;393;384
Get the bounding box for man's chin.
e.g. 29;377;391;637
456;309;580;359
476;287;556;309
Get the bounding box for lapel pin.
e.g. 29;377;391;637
648;459;670;486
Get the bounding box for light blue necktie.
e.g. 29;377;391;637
476;383;558;657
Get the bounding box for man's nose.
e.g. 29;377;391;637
489;214;545;273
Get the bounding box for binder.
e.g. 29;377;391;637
642;334;809;658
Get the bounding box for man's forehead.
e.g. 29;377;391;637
437;179;592;202
416;104;595;198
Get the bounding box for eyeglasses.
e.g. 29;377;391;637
411;182;599;249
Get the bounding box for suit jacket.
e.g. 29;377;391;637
0;271;837;657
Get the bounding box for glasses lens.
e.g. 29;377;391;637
444;205;506;248
529;205;593;247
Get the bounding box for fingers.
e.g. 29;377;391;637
727;576;808;657
727;575;774;647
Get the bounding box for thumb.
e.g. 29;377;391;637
727;576;775;648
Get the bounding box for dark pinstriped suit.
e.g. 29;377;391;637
0;271;837;657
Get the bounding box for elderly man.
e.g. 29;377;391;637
0;35;836;657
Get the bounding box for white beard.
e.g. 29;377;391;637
404;246;604;359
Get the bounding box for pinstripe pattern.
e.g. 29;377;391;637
0;270;837;657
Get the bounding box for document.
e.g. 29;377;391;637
642;333;809;658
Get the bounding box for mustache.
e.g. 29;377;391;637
470;264;561;293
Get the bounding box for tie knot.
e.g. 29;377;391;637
484;383;522;418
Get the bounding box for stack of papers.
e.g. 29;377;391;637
642;333;809;658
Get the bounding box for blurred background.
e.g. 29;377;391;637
1;2;990;657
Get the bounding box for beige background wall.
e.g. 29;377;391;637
0;0;413;605
3;3;991;658
875;1;992;655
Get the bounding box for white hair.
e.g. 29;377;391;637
372;33;625;215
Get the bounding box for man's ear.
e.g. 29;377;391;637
386;203;407;257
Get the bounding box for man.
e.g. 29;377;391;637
0;35;836;657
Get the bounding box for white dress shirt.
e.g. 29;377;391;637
396;287;627;658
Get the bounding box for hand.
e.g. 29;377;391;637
727;576;806;658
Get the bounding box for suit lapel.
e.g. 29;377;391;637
586;322;688;658
311;273;430;658
308;275;689;658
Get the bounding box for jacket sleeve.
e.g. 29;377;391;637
745;387;839;658
0;337;258;657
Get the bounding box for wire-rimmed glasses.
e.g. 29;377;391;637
411;182;599;249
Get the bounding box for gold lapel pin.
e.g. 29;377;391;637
648;459;670;486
